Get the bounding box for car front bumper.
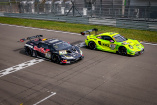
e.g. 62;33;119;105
128;48;144;56
60;56;84;64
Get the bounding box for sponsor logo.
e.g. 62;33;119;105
34;46;49;54
25;44;33;48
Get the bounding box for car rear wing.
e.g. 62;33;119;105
18;35;43;42
80;28;98;35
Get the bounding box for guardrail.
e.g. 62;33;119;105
3;13;89;24
1;13;157;31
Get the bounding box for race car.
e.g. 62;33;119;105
81;28;144;56
19;35;84;64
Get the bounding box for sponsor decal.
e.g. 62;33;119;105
110;44;116;50
103;44;109;47
45;52;51;59
25;44;33;48
59;50;67;55
34;46;50;54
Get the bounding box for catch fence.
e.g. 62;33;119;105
0;0;157;31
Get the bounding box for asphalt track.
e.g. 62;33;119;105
0;24;157;105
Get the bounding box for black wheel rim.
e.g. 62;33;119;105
89;42;95;50
53;55;60;63
119;47;127;55
27;48;31;56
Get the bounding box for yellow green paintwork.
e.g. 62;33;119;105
85;32;144;55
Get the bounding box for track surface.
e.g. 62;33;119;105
0;24;157;105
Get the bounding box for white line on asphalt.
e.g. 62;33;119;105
0;23;156;46
9;25;16;27
46;30;53;31
16;26;23;27
38;29;46;31
24;27;30;28
32;28;39;29
33;92;56;105
0;58;44;77
0;24;7;25
140;42;157;46
54;31;62;32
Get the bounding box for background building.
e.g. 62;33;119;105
0;0;157;19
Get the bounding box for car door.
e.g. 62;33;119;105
101;36;117;52
101;36;112;51
37;43;45;57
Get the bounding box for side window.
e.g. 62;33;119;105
102;36;113;41
38;43;42;48
44;44;49;49
48;45;54;51
39;43;48;49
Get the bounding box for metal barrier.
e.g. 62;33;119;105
3;13;89;24
0;0;157;31
1;1;157;19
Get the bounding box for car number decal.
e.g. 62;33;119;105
45;52;51;59
59;50;67;55
110;44;116;50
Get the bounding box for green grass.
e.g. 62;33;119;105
0;17;157;43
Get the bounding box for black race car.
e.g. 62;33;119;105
20;35;84;64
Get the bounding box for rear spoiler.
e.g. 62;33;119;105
80;28;98;35
18;35;43;42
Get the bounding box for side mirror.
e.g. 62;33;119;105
110;40;114;43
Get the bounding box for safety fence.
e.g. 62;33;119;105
1;12;157;31
1;1;157;19
0;0;157;31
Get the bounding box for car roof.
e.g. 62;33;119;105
41;39;64;46
99;32;119;37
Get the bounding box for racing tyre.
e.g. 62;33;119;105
52;54;61;64
25;47;32;56
118;47;127;55
88;41;96;50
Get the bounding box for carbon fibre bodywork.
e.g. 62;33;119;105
22;35;84;64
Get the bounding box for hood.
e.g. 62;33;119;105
59;46;82;59
123;39;144;51
122;39;139;45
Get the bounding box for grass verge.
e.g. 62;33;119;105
0;17;157;43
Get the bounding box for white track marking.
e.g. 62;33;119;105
1;24;7;25
38;29;46;31
0;23;156;46
0;58;44;77
24;27;30;28
46;30;53;31
140;42;157;46
54;31;62;32
9;25;16;27
32;28;39;30
16;26;23;27
33;92;56;105
75;42;86;47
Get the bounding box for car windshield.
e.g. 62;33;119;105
53;41;71;50
113;34;127;42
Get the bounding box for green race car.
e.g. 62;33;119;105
81;28;144;56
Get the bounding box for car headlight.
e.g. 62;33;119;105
129;45;133;49
65;56;74;59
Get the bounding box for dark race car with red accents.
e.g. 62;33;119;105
19;35;84;64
